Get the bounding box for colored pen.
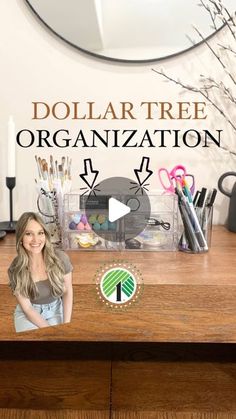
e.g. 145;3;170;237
208;188;217;207
176;187;201;252
195;187;207;225
182;179;208;251
202;189;217;244
193;190;200;206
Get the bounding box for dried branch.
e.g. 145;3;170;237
218;42;236;56
188;132;236;156
151;68;236;133
199;0;218;29
193;25;236;86
208;0;236;39
220;145;236;156
199;76;236;104
152;0;236;157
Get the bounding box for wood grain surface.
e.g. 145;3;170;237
1;226;236;286
0;226;236;342
1;412;236;419
0;410;109;418
2;282;236;342
112;413;236;418
112;344;236;413
0;342;111;411
1;342;236;417
0;360;110;410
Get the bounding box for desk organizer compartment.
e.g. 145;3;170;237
62;193;178;251
62;193;120;251
122;195;179;251
64;230;119;251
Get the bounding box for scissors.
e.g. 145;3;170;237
158;164;195;194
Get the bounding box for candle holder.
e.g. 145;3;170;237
0;230;6;239
0;177;17;232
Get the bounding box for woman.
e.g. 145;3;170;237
8;212;73;333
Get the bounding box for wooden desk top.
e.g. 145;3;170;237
0;226;236;342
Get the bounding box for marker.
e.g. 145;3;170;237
208;188;217;207
182;179;208;251
193;190;200;206
195;187;207;225
202;189;217;243
176;187;201;252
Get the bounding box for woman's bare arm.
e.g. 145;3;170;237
62;272;73;323
15;294;49;328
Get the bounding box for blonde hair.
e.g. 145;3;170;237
8;212;65;300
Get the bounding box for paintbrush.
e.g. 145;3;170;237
61;156;66;170
35;155;42;179
68;158;72;180
55;160;58;179
38;157;44;178
49;167;53;190
42;162;48;182
50;155;54;179
58;164;64;186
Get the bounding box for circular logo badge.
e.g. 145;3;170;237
95;261;143;309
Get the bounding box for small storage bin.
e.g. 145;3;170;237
62;193;120;251
62;193;179;251
122;194;179;251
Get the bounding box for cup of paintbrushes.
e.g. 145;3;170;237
37;187;61;245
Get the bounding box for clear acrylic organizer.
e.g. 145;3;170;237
62;193;179;251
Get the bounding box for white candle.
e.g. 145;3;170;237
7;116;16;177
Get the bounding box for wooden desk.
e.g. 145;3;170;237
0;226;236;342
1;227;236;418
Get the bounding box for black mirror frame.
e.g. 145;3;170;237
25;0;227;64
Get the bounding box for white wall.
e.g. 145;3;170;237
0;0;235;225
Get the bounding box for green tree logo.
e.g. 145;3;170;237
101;268;136;304
95;261;143;308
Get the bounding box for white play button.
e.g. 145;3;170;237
108;197;131;222
83;176;151;242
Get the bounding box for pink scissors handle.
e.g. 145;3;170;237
158;168;175;193
169;164;187;180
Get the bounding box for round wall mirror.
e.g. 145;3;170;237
26;0;235;62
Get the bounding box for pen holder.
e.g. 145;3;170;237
178;202;213;253
37;188;62;246
202;205;213;248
